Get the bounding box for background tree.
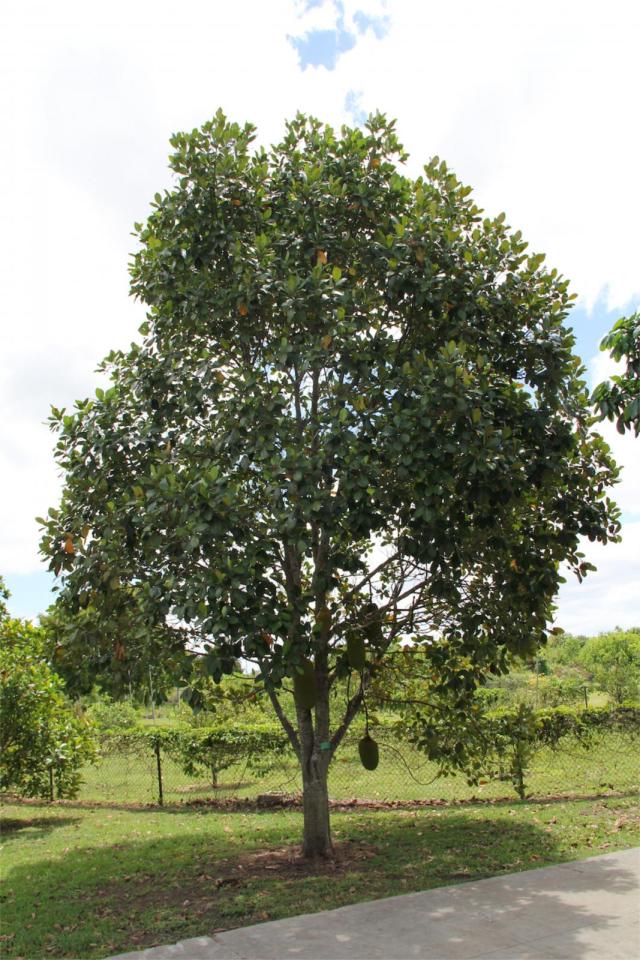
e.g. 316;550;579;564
40;594;189;702
40;112;619;857
0;612;95;799
579;629;640;704
544;630;589;669
593;311;640;435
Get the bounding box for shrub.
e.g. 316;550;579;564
98;722;290;787
407;702;640;800
85;698;139;731
0;618;96;799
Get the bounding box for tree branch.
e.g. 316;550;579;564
265;685;301;760
330;684;365;753
345;551;401;601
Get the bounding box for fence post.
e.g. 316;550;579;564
154;738;164;806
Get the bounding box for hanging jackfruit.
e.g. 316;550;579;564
358;733;379;771
346;630;366;671
363;602;383;645
293;659;317;710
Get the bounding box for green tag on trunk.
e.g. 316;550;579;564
319;741;331;751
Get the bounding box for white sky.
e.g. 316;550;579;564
1;0;639;633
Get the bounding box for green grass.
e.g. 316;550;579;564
2;795;639;959
76;730;639;806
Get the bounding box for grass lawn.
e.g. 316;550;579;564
1;794;639;959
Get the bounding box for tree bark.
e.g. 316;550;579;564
301;751;332;858
297;663;333;858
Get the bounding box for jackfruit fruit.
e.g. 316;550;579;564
363;603;383;645
346;631;366;671
358;733;379;771
293;659;317;710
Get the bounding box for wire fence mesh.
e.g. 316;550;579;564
74;728;639;808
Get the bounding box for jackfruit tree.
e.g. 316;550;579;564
40;112;619;857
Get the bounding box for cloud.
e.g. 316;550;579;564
556;521;640;635
307;0;640;308
353;9;390;39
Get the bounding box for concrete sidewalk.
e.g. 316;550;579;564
111;847;639;960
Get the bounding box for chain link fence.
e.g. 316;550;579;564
74;727;639;808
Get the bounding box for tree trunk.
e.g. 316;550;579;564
296;667;333;859
301;757;332;858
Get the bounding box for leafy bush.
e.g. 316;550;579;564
536;672;589;708
479;665;590;709
407;703;640;800
0;618;96;799
99;722;290;787
85;698;139;731
179;671;268;728
474;686;510;709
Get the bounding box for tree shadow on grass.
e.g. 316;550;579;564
0;815;81;841
1;807;636;959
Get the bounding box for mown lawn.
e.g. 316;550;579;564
1;794;639;959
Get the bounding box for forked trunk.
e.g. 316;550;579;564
301;759;332;858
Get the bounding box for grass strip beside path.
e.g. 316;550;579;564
1;796;639;959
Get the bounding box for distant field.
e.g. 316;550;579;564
75;730;639;806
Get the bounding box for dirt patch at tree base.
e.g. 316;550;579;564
77;839;378;953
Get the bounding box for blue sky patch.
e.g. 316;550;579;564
353;9;390;39
345;90;367;126
289;1;389;71
289;27;356;70
4;570;55;623
568;292;635;374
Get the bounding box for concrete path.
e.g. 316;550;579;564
110;847;639;960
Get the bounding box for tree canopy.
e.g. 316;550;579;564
40;112;620;855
